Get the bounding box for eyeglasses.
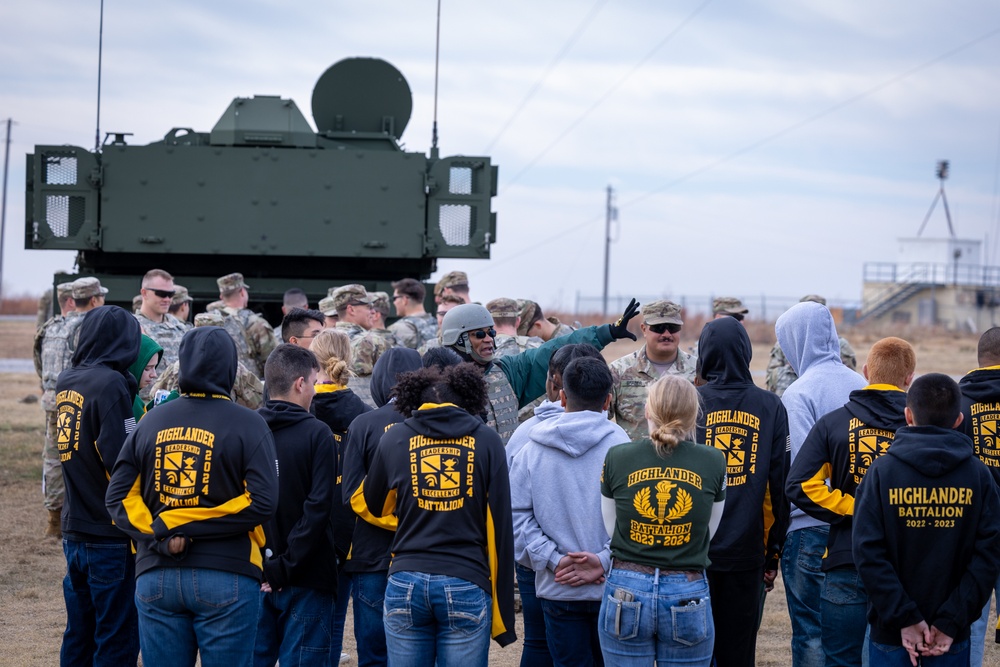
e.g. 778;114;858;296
647;322;681;335
146;288;176;299
468;328;496;340
294;333;320;339
392;294;406;301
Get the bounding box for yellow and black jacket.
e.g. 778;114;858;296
106;326;278;581
696;317;790;572
786;385;906;571
959;366;1000;486
362;403;517;647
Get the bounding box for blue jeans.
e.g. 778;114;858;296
61;539;139;667
781;526;829;667
516;563;553;667
135;567;262;667
254;585;334;667
331;569;351;662
539;597;603;667
968;574;1000;666
352;571;389;667
821;567;868;667
869;639;969;666
597;568;714;667
383;571;492;667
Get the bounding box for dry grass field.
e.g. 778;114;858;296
3;317;1000;665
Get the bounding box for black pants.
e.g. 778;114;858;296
707;567;763;667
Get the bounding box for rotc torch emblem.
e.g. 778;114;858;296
634;481;692;524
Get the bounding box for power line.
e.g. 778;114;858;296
482;0;608;154
500;0;715;194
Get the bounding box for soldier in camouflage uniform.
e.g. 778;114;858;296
34;278;108;535
168;284;194;329
389;278;437;349
434;270;471;305
149;311;264;409
439;300;640;444
216;272;279;379
609;300;698;441
486;297;542;359
689;296;749;358
35;284;73;331
369;291;398;349
330;284;390;407
134;269;189;399
766;295;858;396
318;295;339;328
517;299;576;342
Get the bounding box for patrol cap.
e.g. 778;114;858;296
131;294;143;313
486;297;519;319
642;300;683;326
517;299;540;336
330;284;373;311
713;297;748;315
72;277;109;300
205;299;225;312
318;296;338;317
171;285;193;306
800;294;827;306
437;271;468;291
56;282;76;300
194;311;226;327
370;291;391;316
217;272;249;296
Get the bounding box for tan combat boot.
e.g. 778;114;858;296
45;509;61;538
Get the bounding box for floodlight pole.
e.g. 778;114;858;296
602;185;616;315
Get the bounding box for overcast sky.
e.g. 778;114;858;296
3;1;999;313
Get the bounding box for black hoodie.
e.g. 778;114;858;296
342;348;422;573
696;317;790;571
106;326;278;580
310;381;371;562
56;305;141;540
257;399;338;593
853;426;1000;645
363;403;517;647
787;385;907;571
959;366;1000;486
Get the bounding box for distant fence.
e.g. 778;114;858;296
573;294;861;321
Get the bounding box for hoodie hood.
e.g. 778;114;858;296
370;347;422;407
698;317;753;385
311;387;370;431
775;302;840;377
127;334;163;385
407;404;486;440
258;399;315;432
533;399;564;422
178;326;237;396
72;305;142;372
844;387;908;432
959;367;1000;404
888;425;974;478
530;409;621;457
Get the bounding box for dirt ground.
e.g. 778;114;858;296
3;318;1000;665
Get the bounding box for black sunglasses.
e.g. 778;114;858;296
469;328;496;340
647;322;681;335
147;288;176;299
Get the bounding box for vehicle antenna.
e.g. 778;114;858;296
94;0;105;155
431;0;441;158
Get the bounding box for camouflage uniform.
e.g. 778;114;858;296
484;364;519;444
493;334;543;360
609;345;698;440
36;287;54;331
371;328;398;349
549;320;576;338
765;337;858;397
134;311;187;372
335;321;389;376
417;337;441;355
389;313;437;350
219;306;279;379
150;359;263;410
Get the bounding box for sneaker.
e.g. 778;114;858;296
340;653;350;664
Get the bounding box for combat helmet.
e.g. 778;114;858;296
441;303;495;347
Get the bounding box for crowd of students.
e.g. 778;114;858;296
48;294;1000;667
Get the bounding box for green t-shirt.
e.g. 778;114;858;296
601;439;726;570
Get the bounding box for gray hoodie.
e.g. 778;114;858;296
506;399;565;468
775;301;865;533
509;409;629;601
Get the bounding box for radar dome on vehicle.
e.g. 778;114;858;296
311;58;412;139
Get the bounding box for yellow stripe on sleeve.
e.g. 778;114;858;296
350;480;398;530
157;488;253;531
801;462;854;517
486;501;508;640
121;476;155;535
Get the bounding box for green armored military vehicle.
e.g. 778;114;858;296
25;58;497;315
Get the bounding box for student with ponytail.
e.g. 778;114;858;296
599;374;727;666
